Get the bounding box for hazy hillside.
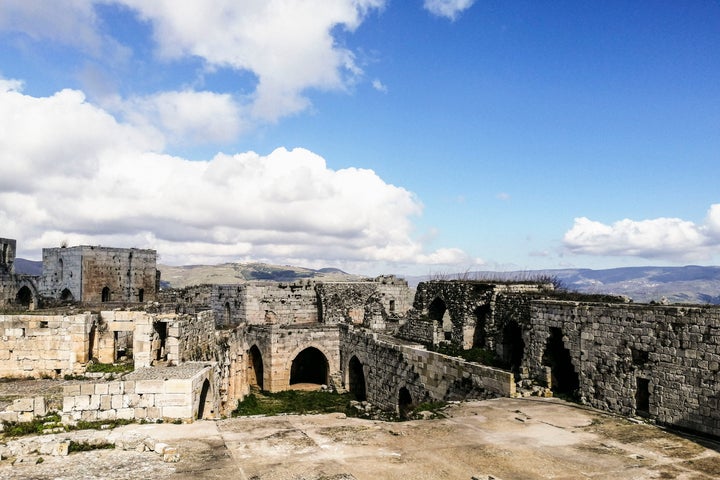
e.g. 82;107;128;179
12;258;42;276
405;266;720;304
157;262;364;288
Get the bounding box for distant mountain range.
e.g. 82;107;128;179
14;259;720;304
406;266;720;304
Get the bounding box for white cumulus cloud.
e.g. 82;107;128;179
0;84;470;273
563;208;720;261
115;0;385;121
115;90;247;145
423;0;476;21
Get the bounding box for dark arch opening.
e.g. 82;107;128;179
88;323;97;362
16;286;33;308
248;345;264;390
428;297;452;341
197;379;211;419
348;356;367;401
472;305;489;348
153;322;167;362
542;327;579;397
224;302;231;327
501;321;525;373
61;288;74;302
290;347;328;386
101;287;110;302
398;387;413;419
138;288;145;303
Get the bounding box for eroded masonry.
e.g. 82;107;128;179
0;237;718;438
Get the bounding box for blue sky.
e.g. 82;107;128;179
1;1;719;276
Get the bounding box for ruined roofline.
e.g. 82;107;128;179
42;244;157;254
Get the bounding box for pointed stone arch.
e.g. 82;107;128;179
347;355;367;401
542;327;579;397
289;346;329;386
248;345;264;391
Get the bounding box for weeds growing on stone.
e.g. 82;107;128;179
68;440;115;453
85;362;134;374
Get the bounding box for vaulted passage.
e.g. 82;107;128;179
429;297;452;341
542;327;579;397
197;379;211;419
248;345;264;390
398;387;413;419
290;347;328;386
473;305;490;348
348;356;366;401
61;288;74;302
501;321;525;373
101;287;110;302
15;286;33;308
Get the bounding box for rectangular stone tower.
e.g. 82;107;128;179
40;245;158;303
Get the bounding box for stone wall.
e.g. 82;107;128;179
340;326;515;412
526;300;720;437
0;314;94;377
317;277;413;325
61;363;215;424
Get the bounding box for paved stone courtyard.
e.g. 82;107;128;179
2;397;719;479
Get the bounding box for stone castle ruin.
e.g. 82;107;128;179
0;237;718;440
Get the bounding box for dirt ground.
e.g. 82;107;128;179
2;397;719;480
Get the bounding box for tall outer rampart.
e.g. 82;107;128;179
526;300;720;437
339;325;514;411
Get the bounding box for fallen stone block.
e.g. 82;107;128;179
162;446;180;463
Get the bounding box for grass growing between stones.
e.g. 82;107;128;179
85;362;134;374
1;413;62;438
428;343;510;369
68;440;115;453
232;390;354;417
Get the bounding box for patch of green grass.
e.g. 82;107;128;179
232;390;354;417
428;344;510;369
85;362;134;374
74;418;135;431
1;413;62;438
68;440;114;453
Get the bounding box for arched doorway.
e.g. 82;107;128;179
542;327;579;397
101;287;110;302
398;387;413;419
429;297;452;341
197;379;212;419
501;321;525;373
248;345;264;390
61;288;74;302
224;302;231;327
15;286;33;308
472;305;489;348
290;347;328;386
348;356;367;401
138;288;145;303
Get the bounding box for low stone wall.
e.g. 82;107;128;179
0;313;94;377
340;326;515;412
61;363;215;424
526;300;720;437
0;397;46;423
